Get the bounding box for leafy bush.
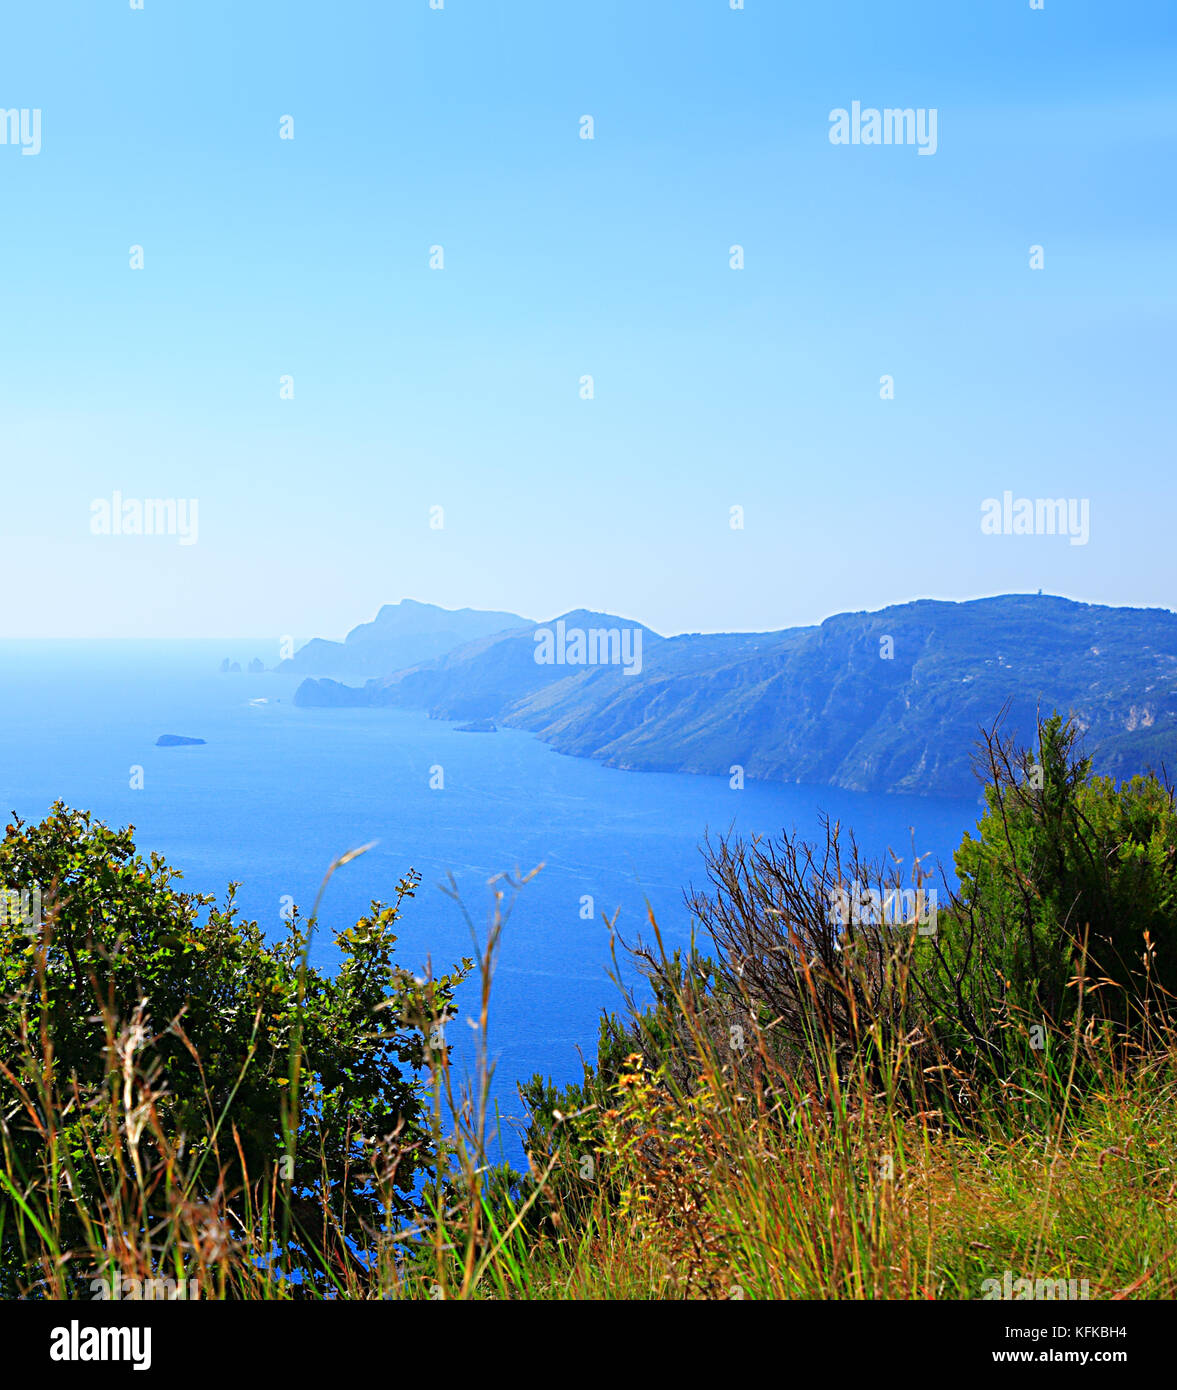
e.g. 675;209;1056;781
0;802;468;1294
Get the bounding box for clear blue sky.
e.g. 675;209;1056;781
1;0;1173;639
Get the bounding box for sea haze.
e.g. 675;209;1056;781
0;639;982;1150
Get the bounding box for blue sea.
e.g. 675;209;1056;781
0;639;983;1159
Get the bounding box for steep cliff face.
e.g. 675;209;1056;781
292;595;1177;797
509;597;1177;795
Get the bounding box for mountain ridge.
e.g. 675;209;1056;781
291;595;1177;797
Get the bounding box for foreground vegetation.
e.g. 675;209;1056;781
1;715;1174;1299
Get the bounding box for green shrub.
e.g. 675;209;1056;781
0;802;468;1293
918;714;1177;1085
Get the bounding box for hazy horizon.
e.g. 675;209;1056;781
4;586;1175;646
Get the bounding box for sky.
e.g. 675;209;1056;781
0;0;1173;640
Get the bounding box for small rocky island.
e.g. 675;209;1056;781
455;718;497;733
155;735;207;747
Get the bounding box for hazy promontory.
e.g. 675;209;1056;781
291;595;1177;798
275;599;527;680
